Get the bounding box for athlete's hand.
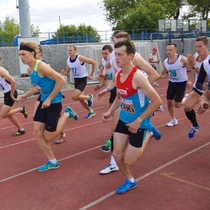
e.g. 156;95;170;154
97;89;107;100
42;98;51;109
126;119;141;133
18;94;27;102
87;75;93;80
97;73;105;80
10;94;18;102
197;94;209;115
102;111;111;122
60;69;65;75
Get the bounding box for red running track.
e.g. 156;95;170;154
0;78;210;210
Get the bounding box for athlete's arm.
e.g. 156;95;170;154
195;63;208;90
133;70;162;124
158;63;167;78
132;55;159;84
61;64;70;76
79;56;96;79
0;67;17;102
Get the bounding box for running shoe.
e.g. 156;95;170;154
100;164;119;175
54;133;66;144
12;129;25;136
116;179;137;194
100;140;111;152
188;125;200;138
20;105;28;118
85;111;96;119
64;106;78;120
148;126;161;140
167;119;178;127
157;106;164;112
38;160;59;172
87;94;93;107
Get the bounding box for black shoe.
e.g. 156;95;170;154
12;129;25;136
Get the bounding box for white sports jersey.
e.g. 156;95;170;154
67;55;88;78
203;59;210;80
164;55;188;83
109;51;121;72
101;58;107;71
0;76;11;93
193;52;210;93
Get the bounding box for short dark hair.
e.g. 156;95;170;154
196;36;209;45
114;40;136;55
167;43;177;48
102;44;113;52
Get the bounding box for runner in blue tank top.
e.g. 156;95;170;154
18;41;78;172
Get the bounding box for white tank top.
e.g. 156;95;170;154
164;55;188;82
109;51;121;72
0;76;11;93
193;52;210;93
67;55;88;78
202;59;210;80
101;58;107;71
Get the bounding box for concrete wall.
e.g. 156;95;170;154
0;38;201;76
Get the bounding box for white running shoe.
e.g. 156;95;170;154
157;106;164;112
100;164;119;175
167;119;178;127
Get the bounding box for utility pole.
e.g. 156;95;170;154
17;0;31;37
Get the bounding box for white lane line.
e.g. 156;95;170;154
0;119;111;150
79;141;210;210
0;145;101;183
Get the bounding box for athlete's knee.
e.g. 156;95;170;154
113;150;123;162
71;95;79;101
33;129;43;139
124;158;137;167
174;102;182;108
184;103;192;112
0;113;7;118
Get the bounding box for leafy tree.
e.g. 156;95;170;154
53;24;101;43
0;15;40;46
186;0;210;19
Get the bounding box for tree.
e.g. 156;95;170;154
53;24;101;43
186;0;210;19
0;15;40;46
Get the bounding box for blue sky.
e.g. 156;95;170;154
0;0;111;32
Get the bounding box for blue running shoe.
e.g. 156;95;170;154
188;125;200;138
85;110;96;119
64;106;78;120
87;94;93;107
148;126;161;140
38;160;59;172
116;179;137;194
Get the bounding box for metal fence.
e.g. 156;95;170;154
1;29;210;47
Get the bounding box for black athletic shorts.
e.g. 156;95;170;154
4;90;17;107
34;102;62;132
109;87;117;104
167;81;187;102
115;119;146;148
74;77;87;92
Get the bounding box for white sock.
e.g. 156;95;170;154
64;112;70;118
49;159;57;164
128;178;135;182
110;155;117;166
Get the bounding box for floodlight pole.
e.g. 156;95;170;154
17;0;31;37
181;28;184;55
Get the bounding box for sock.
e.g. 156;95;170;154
64;112;70;118
128;178;135;182
110;155;117;166
90;109;94;113
49;159;57;164
20;106;23;112
185;110;198;127
19;128;25;131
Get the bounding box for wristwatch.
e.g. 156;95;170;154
193;64;199;69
